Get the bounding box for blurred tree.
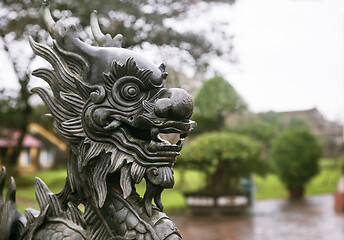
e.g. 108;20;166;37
229;112;312;173
257;111;284;130
231;118;278;161
270;128;321;199
0;93;53;130
0;0;237;71
178;132;266;194
0;38;51;176
288;116;309;130
0;90;23;129
31;104;54;131
0;37;34;176
0;0;237;174
0;89;53;176
192;75;247;134
257;111;310;132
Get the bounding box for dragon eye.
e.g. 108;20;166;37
122;84;140;100
127;86;137;96
111;76;146;107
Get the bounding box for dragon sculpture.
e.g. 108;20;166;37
0;1;195;239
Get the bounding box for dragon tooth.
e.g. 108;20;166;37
180;132;188;138
150;127;159;140
156;135;170;145
176;140;183;149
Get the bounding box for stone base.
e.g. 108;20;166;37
185;193;249;215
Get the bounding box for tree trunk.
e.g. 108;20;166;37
288;186;304;200
3;41;33;177
6;81;32;177
208;161;239;194
7;128;27;177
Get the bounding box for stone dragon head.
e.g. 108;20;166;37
30;1;195;220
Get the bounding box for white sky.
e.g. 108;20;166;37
1;0;344;123
223;0;344;123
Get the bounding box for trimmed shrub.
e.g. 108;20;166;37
178;132;265;194
270;128;321;198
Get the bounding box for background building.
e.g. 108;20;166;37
0;123;68;174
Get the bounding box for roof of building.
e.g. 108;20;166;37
28;123;67;151
0;123;68;151
0;130;43;148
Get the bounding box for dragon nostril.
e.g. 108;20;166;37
168;88;194;120
154;98;172;118
154;88;193;120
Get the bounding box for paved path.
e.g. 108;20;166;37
171;194;344;240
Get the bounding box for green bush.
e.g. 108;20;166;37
178;132;265;194
270;128;321;196
191;75;247;134
231;118;278;150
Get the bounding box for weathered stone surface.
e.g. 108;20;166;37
0;0;194;239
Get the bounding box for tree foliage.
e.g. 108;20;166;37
231;118;278;150
192;75;247;134
0;37;33;176
257;111;310;133
0;90;25;129
0;0;237;173
0;91;52;130
0;0;236;70
178;132;265;194
270;128;321;190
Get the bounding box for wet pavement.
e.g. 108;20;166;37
171;194;344;240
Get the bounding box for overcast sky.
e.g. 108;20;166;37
1;0;344;123
224;0;344;123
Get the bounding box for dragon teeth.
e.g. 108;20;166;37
156;135;170;145
176;139;183;148
180;132;188;138
150;127;159;139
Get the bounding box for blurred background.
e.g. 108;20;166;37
0;0;344;239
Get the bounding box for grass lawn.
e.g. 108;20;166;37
255;158;340;199
7;159;341;213
12;169;67;212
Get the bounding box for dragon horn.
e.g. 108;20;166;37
90;10;107;46
42;0;56;36
90;10;123;47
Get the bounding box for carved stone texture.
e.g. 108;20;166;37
0;167;26;240
0;0;195;239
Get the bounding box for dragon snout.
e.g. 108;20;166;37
154;88;194;120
